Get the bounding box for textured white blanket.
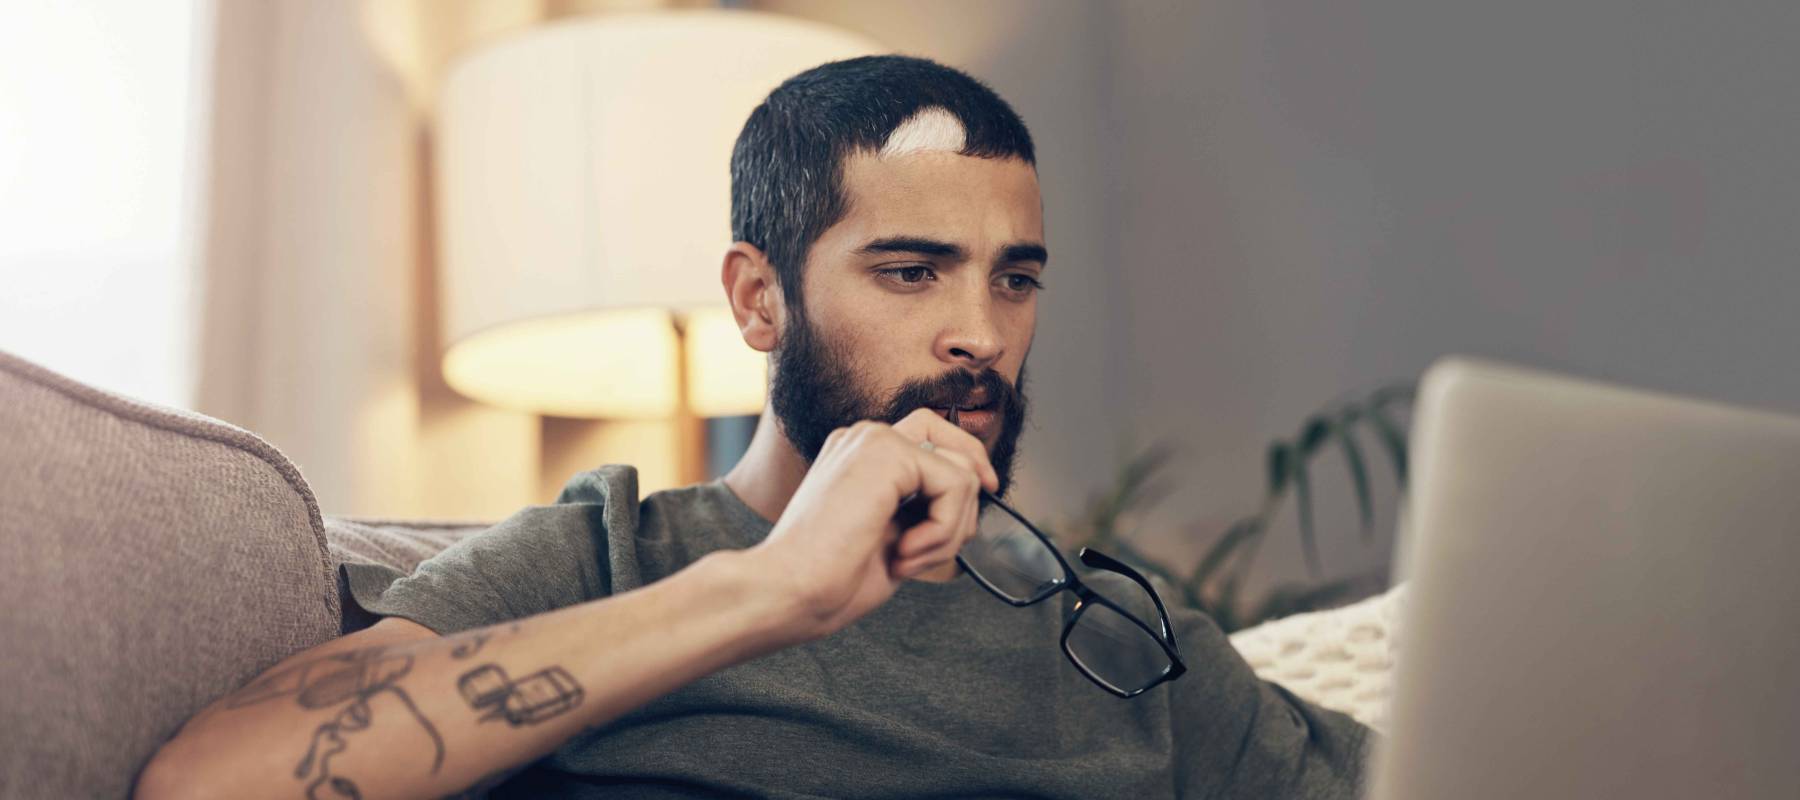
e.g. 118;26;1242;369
1228;586;1405;732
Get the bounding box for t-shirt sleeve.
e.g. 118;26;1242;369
1167;605;1373;799
341;501;613;636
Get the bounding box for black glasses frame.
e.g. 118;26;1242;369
955;491;1188;698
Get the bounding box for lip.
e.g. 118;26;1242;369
959;388;994;408
931;405;999;441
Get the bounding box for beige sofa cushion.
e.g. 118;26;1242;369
0;350;342;799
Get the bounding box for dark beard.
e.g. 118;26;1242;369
768;311;1029;497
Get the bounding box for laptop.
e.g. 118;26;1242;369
1367;358;1800;799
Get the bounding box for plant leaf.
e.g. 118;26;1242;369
1371;382;1418;413
1364;403;1409;486
1089;443;1178;548
1213;569;1243;632
1265;442;1293;498
1292;441;1324;578
1332;408;1375;541
1120;444;1176;495
1368;381;1418;487
1247;570;1388;626
1298;414;1331;456
1189;517;1262;589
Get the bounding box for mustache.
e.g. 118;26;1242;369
881;368;1019;423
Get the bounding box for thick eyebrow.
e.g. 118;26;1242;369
998;242;1049;266
855;236;966;260
855;235;1049;267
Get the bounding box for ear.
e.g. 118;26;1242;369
721;242;786;353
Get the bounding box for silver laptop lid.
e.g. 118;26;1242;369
1370;358;1800;800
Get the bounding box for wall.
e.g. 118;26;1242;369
767;1;1800;599
1109;0;1800;594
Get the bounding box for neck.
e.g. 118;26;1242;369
720;407;962;584
720;407;809;525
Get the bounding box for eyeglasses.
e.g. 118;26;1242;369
955;490;1188;698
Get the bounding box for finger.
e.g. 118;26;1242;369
926;443;978;476
884;428;983;559
895;517;971;570
811;423;864;474
894;498;972;559
892;475;977;560
904;408;997;492
895;499;975;573
897;494;979;576
893;407;1000;492
921;446;984;510
895;445;983;558
893;553;952;579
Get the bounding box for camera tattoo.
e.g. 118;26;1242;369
457;663;585;727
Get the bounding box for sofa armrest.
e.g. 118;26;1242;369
0;350;342;798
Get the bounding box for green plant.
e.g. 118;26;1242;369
1055;382;1416;633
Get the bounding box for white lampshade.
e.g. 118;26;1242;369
435;10;880;418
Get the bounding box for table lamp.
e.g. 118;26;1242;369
434;10;880;483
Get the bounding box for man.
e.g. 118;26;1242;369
137;55;1369;799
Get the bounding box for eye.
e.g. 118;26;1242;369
876;265;936;288
999;273;1045;296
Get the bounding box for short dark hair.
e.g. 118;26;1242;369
729;55;1036;314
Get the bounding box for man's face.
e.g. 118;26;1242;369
768;149;1046;496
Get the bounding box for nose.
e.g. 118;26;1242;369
933;291;1005;372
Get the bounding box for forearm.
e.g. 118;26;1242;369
138;549;802;800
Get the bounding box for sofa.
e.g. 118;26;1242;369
0;348;1399;798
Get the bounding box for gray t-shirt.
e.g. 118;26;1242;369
344;465;1370;799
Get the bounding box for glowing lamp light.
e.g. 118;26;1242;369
435;10;879;421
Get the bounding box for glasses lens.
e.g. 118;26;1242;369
959;503;1066;602
1065;579;1172;694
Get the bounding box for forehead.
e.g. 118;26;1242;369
830;150;1044;248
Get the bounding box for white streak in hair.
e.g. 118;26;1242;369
878;107;967;158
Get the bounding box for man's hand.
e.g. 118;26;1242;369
750;407;1000;641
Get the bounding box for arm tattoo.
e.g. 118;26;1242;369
448;623;521;660
458;663;585;727
449;633;491;660
221;623;547;799
225;646;446;800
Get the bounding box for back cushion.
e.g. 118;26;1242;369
324;516;490;632
0;351;341;798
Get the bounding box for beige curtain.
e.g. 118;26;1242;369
193;0;689;519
